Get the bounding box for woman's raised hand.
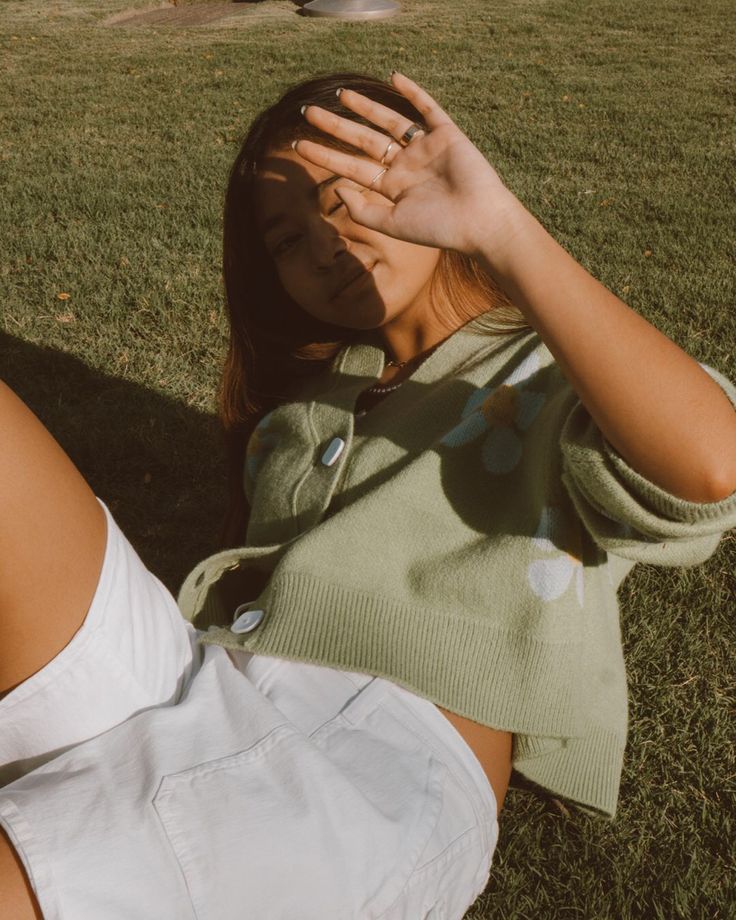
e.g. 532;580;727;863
293;72;521;259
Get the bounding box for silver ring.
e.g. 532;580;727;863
380;140;397;165
369;166;389;187
399;123;424;147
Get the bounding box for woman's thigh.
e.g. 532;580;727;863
0;381;106;697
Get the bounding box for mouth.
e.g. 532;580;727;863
331;262;375;300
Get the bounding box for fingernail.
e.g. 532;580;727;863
336;87;344;98
300;104;308;116
291;140;298;150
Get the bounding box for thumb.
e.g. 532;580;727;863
336;186;394;234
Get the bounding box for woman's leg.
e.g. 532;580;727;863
0;379;106;698
0;381;107;913
0;825;42;919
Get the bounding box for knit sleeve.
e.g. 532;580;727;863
559;364;736;566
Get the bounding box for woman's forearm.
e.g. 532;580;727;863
474;196;736;503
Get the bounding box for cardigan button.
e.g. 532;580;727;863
320;436;345;467
231;605;265;634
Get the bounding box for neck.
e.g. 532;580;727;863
376;286;459;367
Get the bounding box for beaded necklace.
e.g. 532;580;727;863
363;342;442;397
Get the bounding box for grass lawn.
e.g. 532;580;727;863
1;0;734;916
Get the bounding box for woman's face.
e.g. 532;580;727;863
253;147;441;331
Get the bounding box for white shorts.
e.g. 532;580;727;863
0;502;498;920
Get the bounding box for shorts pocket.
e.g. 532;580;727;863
313;680;490;920
153;704;445;920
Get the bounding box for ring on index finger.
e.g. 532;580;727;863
369;166;389;187
380;140;397;165
399;123;425;147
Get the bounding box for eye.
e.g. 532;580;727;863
327;198;345;216
272;235;300;258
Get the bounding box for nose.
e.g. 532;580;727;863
308;213;349;270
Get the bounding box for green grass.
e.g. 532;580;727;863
1;1;734;916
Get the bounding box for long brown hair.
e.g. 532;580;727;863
220;72;527;546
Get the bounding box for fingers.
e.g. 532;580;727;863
292;138;396;195
389;71;453;130
301;105;398;166
298;72;451;169
334;87;419;144
291;72;452;232
333;72;453;136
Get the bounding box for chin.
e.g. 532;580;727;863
322;296;395;331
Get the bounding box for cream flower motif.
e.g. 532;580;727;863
528;506;584;606
441;351;546;473
245;411;279;484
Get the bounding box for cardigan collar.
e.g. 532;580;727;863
335;308;506;393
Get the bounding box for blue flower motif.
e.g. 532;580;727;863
441;351;546;473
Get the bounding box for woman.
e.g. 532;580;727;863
1;71;735;919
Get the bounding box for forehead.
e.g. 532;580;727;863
253;148;333;229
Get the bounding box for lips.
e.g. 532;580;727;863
331;262;375;300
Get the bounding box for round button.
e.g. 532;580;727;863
231;606;265;634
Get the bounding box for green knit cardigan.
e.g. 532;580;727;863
178;316;736;816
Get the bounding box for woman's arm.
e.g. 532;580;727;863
295;72;736;502
472;196;736;503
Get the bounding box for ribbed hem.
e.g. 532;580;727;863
198;570;625;815
514;727;624;818
198;570;584;738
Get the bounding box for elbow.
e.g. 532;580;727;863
702;468;736;503
689;425;736;502
693;458;736;504
666;459;736;504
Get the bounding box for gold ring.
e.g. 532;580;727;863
380;140;397;165
369;166;389;187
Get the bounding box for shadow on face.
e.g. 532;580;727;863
251;150;441;336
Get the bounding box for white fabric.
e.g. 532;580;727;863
0;500;198;788
0;501;498;919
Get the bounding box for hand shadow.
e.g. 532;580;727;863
0;331;227;594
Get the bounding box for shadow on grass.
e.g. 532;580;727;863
1;332;227;595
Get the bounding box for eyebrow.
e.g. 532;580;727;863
261;174;341;236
